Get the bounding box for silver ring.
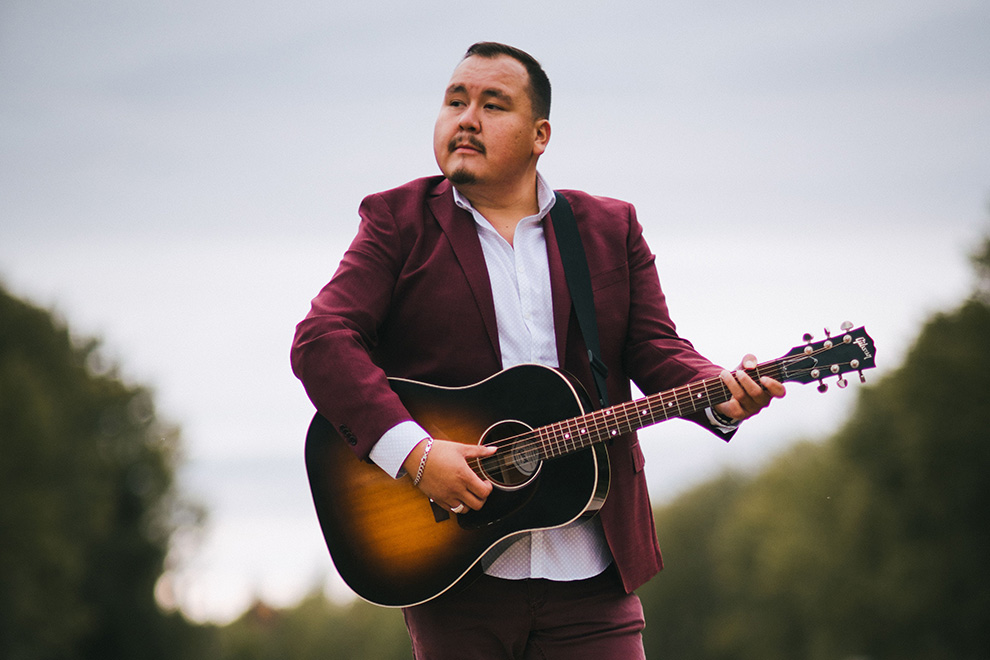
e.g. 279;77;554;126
451;504;466;514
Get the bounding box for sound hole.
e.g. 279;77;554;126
478;420;541;491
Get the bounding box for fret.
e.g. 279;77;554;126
670;384;688;416
648;392;669;424
600;407;617;441
575;417;589;448
536;425;552;460
658;390;677;419
701;377;717;409
689;381;707;414
571;417;584;451
624;401;639;431
561;421;573;458
562;418;573;451
616;402;636;435
548;420;566;458
638;399;658;427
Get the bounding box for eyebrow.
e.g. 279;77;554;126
445;84;514;104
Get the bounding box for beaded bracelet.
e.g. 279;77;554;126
412;437;433;487
710;407;737;427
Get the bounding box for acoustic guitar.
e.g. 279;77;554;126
305;324;876;607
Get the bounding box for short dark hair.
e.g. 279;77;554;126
464;42;551;120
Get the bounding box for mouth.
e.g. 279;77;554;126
449;136;485;155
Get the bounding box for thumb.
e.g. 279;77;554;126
737;353;758;370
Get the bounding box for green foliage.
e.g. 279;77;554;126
829;299;990;658
641;238;990;659
218;590;410;660
0;284;209;659
971;231;990;303
640;473;749;658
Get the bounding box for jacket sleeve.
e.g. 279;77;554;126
617;203;738;440
290;192;415;459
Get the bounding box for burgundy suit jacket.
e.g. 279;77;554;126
291;175;731;594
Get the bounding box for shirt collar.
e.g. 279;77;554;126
452;172;556;224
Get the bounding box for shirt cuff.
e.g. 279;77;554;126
705;406;739;435
368;420;431;478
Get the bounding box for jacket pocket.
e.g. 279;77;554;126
631;440;646;473
591;262;628;292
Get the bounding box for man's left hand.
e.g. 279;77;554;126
715;354;786;423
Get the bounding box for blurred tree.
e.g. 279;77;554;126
640;229;990;660
971;230;990;303
0;285;211;659
639;473;748;659
704;442;866;660
829;296;990;658
219;589;410;660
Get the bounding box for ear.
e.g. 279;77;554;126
533;119;551;157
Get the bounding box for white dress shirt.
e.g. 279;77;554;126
369;173;613;581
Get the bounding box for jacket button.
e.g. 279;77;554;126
340;424;357;445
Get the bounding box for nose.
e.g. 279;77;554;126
458;102;481;132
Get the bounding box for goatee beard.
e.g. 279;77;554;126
447;168;477;185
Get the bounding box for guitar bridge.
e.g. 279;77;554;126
430;500;450;523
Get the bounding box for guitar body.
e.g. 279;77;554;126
305;364;610;607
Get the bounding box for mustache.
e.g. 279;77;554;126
448;135;486;154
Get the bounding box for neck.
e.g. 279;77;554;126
455;175;541;246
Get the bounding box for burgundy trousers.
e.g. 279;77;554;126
402;565;646;660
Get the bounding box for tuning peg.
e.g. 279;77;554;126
840;321;853;332
802;332;813;343
817;380;828;393
824;327;832;338
836;376;848;388
858;370;867;383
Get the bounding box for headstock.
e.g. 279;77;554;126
775;323;876;392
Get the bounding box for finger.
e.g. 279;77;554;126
717;371;749;420
468;477;494;498
723;366;770;417
720;368;745;400
734;368;767;399
460;491;486;511
450;479;490;511
459;476;493;510
760;377;787;398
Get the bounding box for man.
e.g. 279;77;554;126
292;42;784;659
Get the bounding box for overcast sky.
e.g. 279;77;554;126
2;0;988;622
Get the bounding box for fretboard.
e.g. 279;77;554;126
531;359;785;460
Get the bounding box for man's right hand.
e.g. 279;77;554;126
403;438;496;513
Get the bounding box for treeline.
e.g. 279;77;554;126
639;301;990;658
2;234;988;659
636;236;990;659
0;284;211;658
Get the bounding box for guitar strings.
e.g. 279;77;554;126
470;343;859;477
476;359;805;475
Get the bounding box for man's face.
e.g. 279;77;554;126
433;55;549;193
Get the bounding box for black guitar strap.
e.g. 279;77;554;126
550;191;610;409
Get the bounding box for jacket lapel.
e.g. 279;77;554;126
427;180;502;364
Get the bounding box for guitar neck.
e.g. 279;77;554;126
487;324;876;466
537;359;783;460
